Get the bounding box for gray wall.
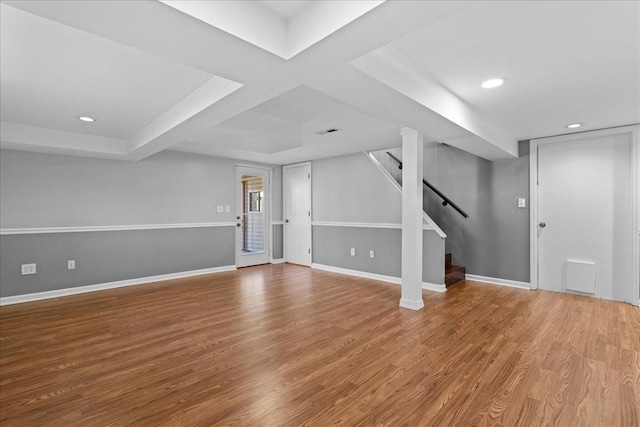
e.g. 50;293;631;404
272;224;283;259
0;149;282;227
312;152;402;223
272;165;283;259
312;152;445;284
0;149;282;297
313;228;444;285
0;227;233;297
378;140;530;282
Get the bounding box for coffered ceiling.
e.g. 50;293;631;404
1;1;638;164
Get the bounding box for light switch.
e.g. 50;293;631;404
517;198;526;208
216;206;224;213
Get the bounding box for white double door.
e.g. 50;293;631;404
533;127;638;303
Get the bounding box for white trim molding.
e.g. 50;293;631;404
367;150;403;193
312;221;440;232
270;258;285;264
422;282;446;293
311;264;446;293
465;274;530;290
312;221;401;229
0;222;236;235
312;263;401;284
399;298;425;311
0;265;237;306
271;221;284;226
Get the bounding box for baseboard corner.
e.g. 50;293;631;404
422;282;447;293
399;298;425;310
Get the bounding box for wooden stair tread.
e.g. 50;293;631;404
444;253;465;288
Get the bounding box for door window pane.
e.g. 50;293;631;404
241;175;265;253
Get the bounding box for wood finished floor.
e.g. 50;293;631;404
1;264;639;426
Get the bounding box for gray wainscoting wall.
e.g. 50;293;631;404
313;227;444;285
0;227;234;297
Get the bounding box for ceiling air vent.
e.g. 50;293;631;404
313;127;341;135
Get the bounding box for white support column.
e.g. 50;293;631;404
400;127;424;310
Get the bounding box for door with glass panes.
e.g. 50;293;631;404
236;166;270;267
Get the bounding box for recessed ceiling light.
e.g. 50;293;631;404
481;78;506;89
566;123;583;129
78;116;95;123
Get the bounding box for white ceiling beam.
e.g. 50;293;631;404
350;47;519;159
126;77;243;161
0;122;127;160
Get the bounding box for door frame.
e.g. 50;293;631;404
283;161;312;266
529;125;639;305
235;164;272;268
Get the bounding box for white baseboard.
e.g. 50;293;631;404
0;265;237;306
311;263;401;284
399;298;425;310
422;282;447;293
465;274;530;290
311;264;447;293
270;258;285;264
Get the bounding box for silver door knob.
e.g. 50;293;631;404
539;222;546;228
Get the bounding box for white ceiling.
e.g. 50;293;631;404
0;1;638;164
0;4;214;141
260;1;309;20
388;1;640;141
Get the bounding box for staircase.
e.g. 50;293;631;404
445;253;466;288
367;148;469;290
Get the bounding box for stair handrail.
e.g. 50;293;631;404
386;152;469;219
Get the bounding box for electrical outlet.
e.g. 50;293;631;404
518;198;526;208
350;248;356;256
68;260;76;270
225;206;230;213
370;250;375;258
21;263;36;275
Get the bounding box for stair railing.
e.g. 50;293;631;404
386;152;469;219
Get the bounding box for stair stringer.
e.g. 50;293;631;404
366;151;446;289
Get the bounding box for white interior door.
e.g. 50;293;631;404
534;131;634;303
283;162;312;266
236;166;270;268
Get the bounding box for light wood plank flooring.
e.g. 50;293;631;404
1;264;639;426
